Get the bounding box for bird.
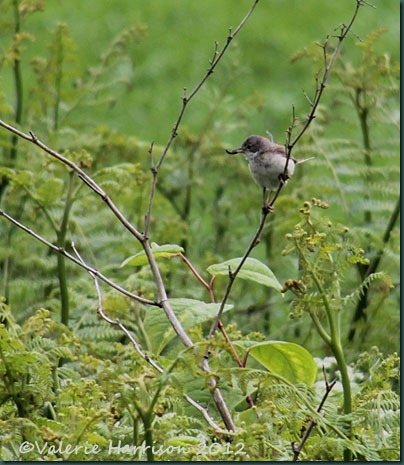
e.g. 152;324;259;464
226;134;313;208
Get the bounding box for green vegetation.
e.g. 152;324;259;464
0;0;399;461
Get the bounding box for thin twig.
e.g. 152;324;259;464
210;0;364;339
178;253;244;366
280;1;363;199
208;206;270;337
71;243;163;374
0;119;144;242
143;0;261;232
155;0;260;173
0;209;157;306
177;252;211;293
144;142;156;238
292;369;337;461
178;252;257;411
287;0;363;155
71;243;229;434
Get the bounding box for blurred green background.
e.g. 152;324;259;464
16;0;399;142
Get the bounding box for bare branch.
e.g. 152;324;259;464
292;371;338;461
286;0;364;154
0;209;157;306
145;0;261;223
72;243;229;434
0;119;144;242
184;394;231;434
209;0;364;341
71;242;164;373
144;141;156;237
208;207;270;337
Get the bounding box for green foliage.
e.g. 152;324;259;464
207;257;283;291
283;199;393;326
143;298;233;355
121;243;184;267
0;0;399;461
247;341;317;386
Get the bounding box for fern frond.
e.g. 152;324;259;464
345;272;393;304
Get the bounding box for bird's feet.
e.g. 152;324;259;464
262;201;274;214
278;173;289;186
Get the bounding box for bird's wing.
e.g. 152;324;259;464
271;143;298;163
271;143;287;156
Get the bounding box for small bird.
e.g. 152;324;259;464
226;135;313;207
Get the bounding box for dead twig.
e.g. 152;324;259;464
292;368;338;461
71;243;229;434
0;209;156;306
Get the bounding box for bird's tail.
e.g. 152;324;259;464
295;157;315;164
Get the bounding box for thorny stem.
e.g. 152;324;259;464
286;0;364;157
144;142;156;238
281;0;366;207
209;206;271;337
156;0;260;171
211;1;364;342
143;0;261;232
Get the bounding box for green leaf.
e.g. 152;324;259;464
206;257;282;291
143;298;233;355
247;341;317;386
120;243;184;267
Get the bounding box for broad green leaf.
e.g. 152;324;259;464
120;243;184;267
247;341;317;386
237;406;259;421
143;298;232;355
206;257;282;291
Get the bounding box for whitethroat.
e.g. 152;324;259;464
226;135;313;208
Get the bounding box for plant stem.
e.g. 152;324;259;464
209;206;270;337
56;171;75;326
293;378;337;460
9;0;23;164
142;414;155;462
0;0;24;302
295;241;352;459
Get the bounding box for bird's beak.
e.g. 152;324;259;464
225;147;243;155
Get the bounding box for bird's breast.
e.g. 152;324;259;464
249;154;295;190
